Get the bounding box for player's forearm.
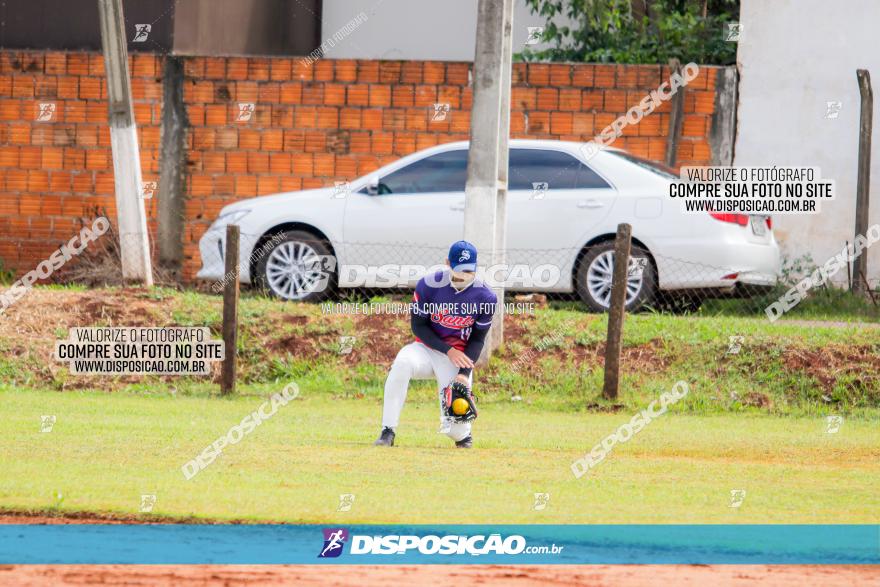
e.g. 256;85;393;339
457;327;489;376
410;313;452;354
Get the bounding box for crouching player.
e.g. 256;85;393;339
374;240;498;449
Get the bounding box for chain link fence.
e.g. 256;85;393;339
26;205;875;322
191;230;880;320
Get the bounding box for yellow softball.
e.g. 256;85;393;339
451;398;470;416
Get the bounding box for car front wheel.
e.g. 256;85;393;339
575;242;656;312
254;230;336;302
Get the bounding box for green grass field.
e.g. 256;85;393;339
0;286;878;525
2;387;878;524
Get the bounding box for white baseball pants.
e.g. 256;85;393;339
381;342;473;442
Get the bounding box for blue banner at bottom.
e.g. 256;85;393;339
0;524;877;565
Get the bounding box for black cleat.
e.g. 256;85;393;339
374;427;395;446
455;435;473;449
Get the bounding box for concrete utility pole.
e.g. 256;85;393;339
464;0;513;356
98;0;154;285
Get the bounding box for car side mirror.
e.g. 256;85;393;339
366;176;380;195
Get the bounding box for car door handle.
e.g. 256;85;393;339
450;202;465;211
578;199;603;209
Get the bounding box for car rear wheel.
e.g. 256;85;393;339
254;230;336;302
575;242;656;312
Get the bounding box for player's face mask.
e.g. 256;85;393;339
450;270;475;290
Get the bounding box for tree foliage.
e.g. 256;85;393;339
519;0;740;64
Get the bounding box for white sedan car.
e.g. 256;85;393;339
197;139;779;311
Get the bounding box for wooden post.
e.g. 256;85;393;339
221;225;240;395
854;69;873;295
602;223;632;400
665;59;685;168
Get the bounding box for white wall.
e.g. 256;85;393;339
320;0;566;61
735;0;880;284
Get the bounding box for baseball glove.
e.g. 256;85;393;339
442;380;478;422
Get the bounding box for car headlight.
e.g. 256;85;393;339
210;209;251;230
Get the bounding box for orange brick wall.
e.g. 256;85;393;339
0;50;720;280
0;50;162;275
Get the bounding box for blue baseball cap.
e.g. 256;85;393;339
448;240;478;272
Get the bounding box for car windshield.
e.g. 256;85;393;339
609;151;680;181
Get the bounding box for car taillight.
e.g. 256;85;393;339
709;213;749;226
765;216;773;230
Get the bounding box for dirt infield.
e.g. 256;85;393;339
3;564;879;586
